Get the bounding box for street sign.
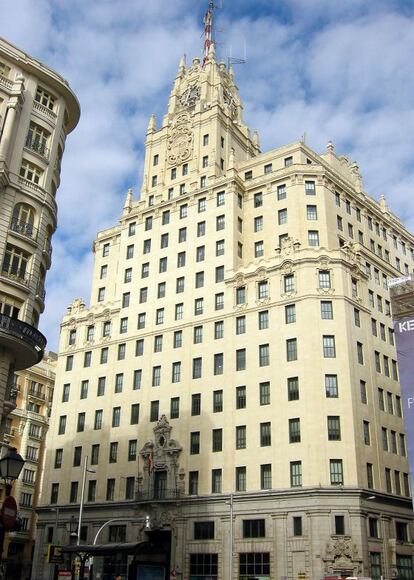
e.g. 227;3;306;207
47;544;64;564
0;495;17;529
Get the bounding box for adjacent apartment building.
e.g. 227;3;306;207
0;352;56;579
0;37;79;427
34;44;414;579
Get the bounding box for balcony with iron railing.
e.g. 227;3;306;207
0;74;13;90
0;312;46;370
0;266;30;288
9;217;38;241
135;488;182;502
25;135;50;160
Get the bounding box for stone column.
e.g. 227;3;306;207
0;101;18;161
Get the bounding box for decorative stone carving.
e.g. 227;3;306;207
139;415;183;496
323;536;362;577
167;112;193;166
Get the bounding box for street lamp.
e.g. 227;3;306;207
0;447;25;566
0;447;25;482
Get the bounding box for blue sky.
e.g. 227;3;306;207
1;0;414;350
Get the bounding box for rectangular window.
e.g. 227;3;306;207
323;335;336;358
176;276;185;293
357;341;364;364
172;362;181;383
278;208;287;225
170;397;180;419
236;466;246;492
260;422;271;446
236;349;246;371
290;461;302;487
93;409;103;430
327;416;341;441
285;304;296;324
106;479;115;501
254;216;263;232
260;464;272;489
259;343;270;366
173;330;182;348
114;373;123;393
194;325;203;344
109;442;118;464
254;241;264;257
150;400;159;422
289;418;301;443
213;390;223;412
277;184;287;200
286;338;298;361
112;407;121;427
308;230;319;246
324;374;338;398
190;432;200;455
192;357;202;379
305;180;316;195
216;239;225;256
258;310;269;330
284;274;295;292
216;215;225;230
117;343;126;360
130;403;140;425
77;413;85;432
214;353;223;375
260;381;270;405
97;377;106;396
330;459;343;485
191;394;201;416
236;425;246;449
236;286;246;305
214;321;223;339
243;519;265;538
236;386;246;409
212;429;222;452
307;205;318;220
128;440;137;461
288;377;299;401
80;380;89;399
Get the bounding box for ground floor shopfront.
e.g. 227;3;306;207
32;487;414;579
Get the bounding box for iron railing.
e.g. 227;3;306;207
9;218;37;240
0;312;46;355
25;135;49;159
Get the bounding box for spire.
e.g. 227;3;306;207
123;188;133;213
178;54;186;75
147;114;156;135
253;130;260;150
202;1;215;67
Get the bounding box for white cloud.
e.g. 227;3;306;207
1;0;414;350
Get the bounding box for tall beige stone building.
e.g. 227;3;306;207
0;352;56;578
0;37;79;427
35;45;413;580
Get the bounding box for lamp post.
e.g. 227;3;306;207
74;457;95;580
0;447;25;570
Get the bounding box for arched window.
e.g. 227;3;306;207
11;203;36;237
2;243;30;282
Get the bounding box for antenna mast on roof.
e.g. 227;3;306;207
203;1;219;66
227;40;246;69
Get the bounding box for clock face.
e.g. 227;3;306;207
179;84;200;108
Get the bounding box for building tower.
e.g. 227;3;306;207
0;37;80;427
35;26;413;580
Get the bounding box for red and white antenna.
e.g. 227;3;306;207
202;1;215;66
